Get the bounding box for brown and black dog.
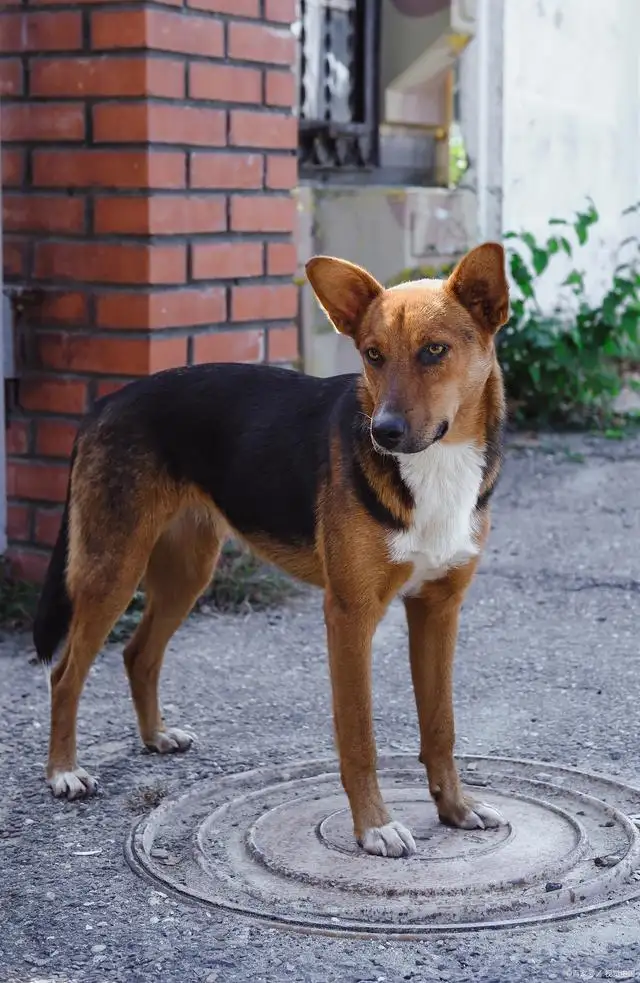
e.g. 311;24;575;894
35;241;508;858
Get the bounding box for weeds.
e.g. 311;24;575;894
501;200;640;427
0;540;296;638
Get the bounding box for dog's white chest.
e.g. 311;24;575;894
388;442;484;595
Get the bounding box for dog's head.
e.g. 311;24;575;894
306;243;509;455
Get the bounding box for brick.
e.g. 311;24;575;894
193;329;264;364
148;336;189;372
190;152;263;190
96;379;130;400
2;103;84;142
0;12;82;53
34;508;62;548
6;419;30;456
33;291;88;325
30;56;185;98
232;283;297;322
228;21;295;66
92;10;224;58
187;0;259;13
93;103;226;147
7;504;31;542
192;242;262;280
2;149;23;186
36;419;79;458
96;287;226;329
37;332;187;375
266;153;297;189
265;70;295;108
265;0;296;22
189;63;261;104
267;241;296;275
267;324;298;362
0;58;22;95
231;194;295;232
35;0;181;7
34;242;187;285
6;548;50;583
94;195;226;235
3;194;85;234
20;378;88;414
3;238;26;277
33;150;185;189
230;110;296;150
6;460;69;503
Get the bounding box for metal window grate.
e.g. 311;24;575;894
298;0;380;175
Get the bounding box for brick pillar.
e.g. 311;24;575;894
0;0;298;580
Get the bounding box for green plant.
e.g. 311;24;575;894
109;540;296;642
500;200;640;427
385;262;455;288
0;540;294;641
0;559;39;632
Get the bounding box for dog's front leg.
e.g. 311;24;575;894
324;591;416;858
404;586;505;831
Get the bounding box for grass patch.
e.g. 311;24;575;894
0;559;39;632
0;540;297;639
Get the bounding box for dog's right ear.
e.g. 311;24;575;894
305;256;383;338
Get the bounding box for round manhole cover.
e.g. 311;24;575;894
126;755;640;936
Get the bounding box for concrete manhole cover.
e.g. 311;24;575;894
126;755;640;936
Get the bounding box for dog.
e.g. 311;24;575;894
34;241;508;858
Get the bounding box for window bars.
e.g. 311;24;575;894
297;0;381;175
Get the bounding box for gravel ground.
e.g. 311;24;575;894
2;432;640;983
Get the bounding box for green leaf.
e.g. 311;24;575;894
532;247;549;275
563;270;584;288
559;236;573;257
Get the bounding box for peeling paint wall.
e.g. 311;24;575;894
501;0;640;306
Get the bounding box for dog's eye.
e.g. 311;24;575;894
419;343;448;364
365;347;383;365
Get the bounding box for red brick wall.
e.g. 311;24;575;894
0;0;299;580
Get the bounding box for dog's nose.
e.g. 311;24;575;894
371;411;408;450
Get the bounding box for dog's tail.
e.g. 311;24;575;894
33;456;74;665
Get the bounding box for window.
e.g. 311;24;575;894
297;0;381;176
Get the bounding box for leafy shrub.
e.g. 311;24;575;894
501;200;640;427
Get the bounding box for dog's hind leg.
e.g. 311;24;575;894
47;545;150;800
123;508;223;755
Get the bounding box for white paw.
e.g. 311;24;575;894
145;727;194;754
456;800;506;830
360;821;416;858
48;767;98;801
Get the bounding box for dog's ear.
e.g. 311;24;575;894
305;256;383;338
447;243;509;334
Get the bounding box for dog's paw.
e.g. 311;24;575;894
440;798;505;830
48;767;98;801
360;821;416;858
145;727;194;754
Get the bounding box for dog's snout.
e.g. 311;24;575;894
371;411;408;450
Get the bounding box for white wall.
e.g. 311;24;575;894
499;0;640;305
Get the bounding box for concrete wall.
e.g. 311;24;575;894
500;0;640;305
296;184;476;376
298;0;640;376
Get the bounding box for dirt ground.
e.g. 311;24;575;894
2;433;640;983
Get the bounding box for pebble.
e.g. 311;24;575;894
594;855;621;867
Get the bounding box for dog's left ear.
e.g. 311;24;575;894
447;242;509;334
305;256;383;338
